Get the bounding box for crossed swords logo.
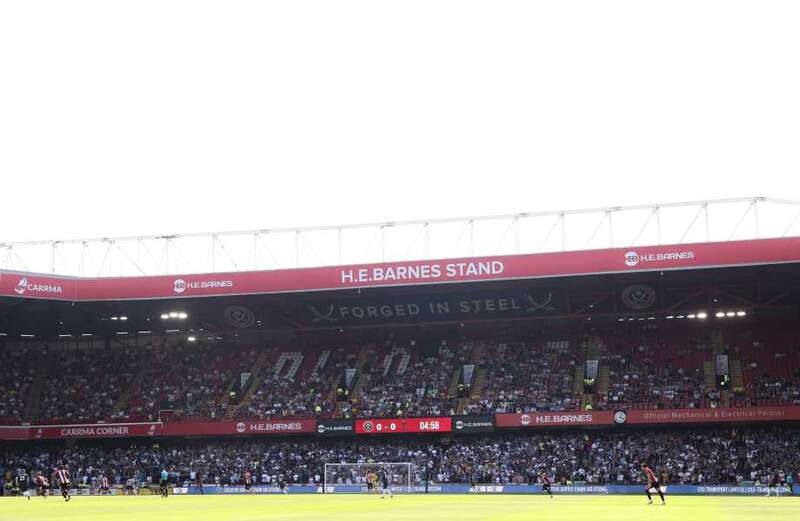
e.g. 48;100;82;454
524;292;555;313
309;304;339;323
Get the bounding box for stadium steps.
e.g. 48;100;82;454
719;390;732;407
447;369;461;397
110;362;150;419
326;374;342;404
730;359;745;393
355;346;370;371
349;373;368;401
469;368;486;398
23;353;58;421
573;365;585;395
703;360;716;390
222;349;273;420
597;364;610;396
347;346;372;401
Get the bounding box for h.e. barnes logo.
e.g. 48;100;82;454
624;251;640;267
173;279;187;294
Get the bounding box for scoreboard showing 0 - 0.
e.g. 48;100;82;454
355;417;452;435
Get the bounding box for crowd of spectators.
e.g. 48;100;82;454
101;342;264;422
347;340;469;418
736;335;800;407
38;348;142;424
238;347;359;420
2;427;798;488
470;340;577;414
1;321;799;425
0;347;36;425
240;374;317;419
597;328;716;410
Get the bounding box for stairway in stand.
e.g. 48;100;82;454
730;359;744;394
23;355;57;422
110;363;149;420
597;364;610;396
347;346;371;402
469;368;487;399
573;365;585;395
223;349;273;420
703;360;716;390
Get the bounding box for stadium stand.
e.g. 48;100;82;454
2;427;798;487
1;320;799;424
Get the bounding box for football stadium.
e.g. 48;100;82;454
4;1;800;519
1;199;799;521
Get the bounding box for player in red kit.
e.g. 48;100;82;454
540;471;553;498
641;463;665;505
34;473;49;499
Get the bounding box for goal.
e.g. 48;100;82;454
323;462;417;492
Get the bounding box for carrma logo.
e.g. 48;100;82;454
520;414;531;426
14;277;28;295
624;251;640;267
13;277;63;295
236;422;246;434
173;279;187;294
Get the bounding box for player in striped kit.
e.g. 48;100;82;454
244;470;254;493
56;465;71;502
99;474;110;495
641;463;665;505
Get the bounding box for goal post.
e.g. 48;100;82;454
323;462;417;493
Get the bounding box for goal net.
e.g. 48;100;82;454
323;462;418;493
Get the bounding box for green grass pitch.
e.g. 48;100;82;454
1;494;798;521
